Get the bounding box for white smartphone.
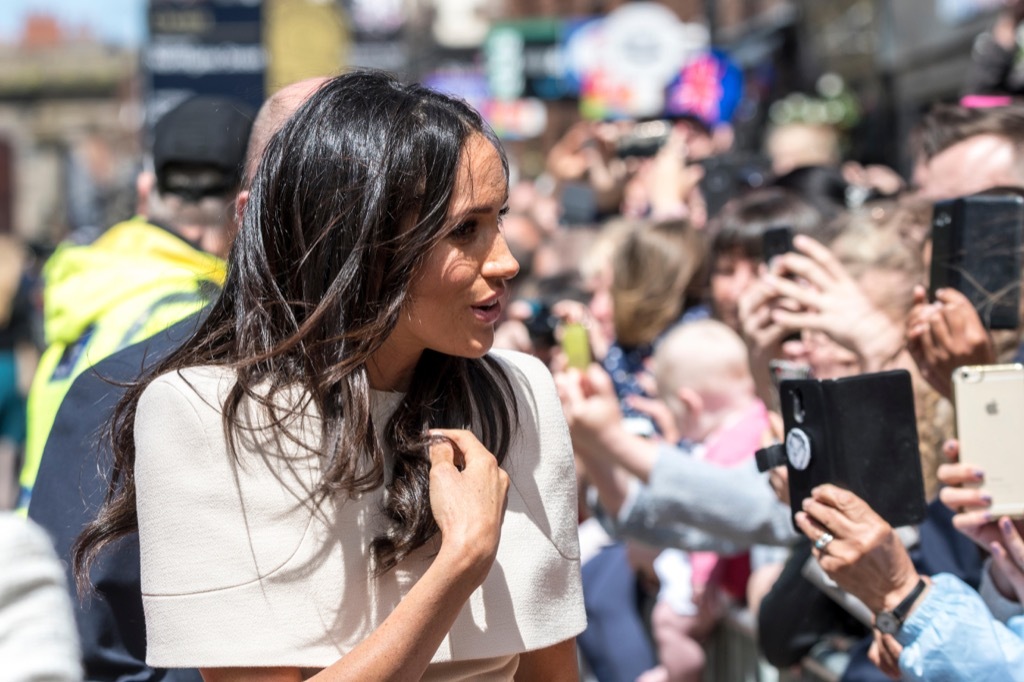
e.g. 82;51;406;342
953;364;1024;518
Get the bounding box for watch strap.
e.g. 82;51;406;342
876;577;927;633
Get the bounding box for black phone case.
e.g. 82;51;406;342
929;194;1023;330
763;226;794;264
779;370;926;530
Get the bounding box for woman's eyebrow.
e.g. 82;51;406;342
453;198;509;217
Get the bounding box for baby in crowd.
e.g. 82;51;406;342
637;319;773;682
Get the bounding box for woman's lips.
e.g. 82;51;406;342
472;291;505;324
472;299;503;324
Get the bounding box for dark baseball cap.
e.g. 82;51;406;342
152;95;255;199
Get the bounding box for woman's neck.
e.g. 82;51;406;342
367;342;420;392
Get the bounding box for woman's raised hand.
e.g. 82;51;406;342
428;429;510;585
937;440;999;546
938;438;1024;602
766;235;903;372
795;484;921;615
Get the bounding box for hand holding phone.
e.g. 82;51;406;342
758;370;927;530
907;285;997;401
938;439;1024;559
953;364;1024;518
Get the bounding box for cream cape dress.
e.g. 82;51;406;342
134;350;586;679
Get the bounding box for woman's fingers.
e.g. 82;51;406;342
554;369;585;409
429;428;498;472
871;632;903;680
998;517;1024;569
738;278;779;326
770;250;834;293
809;483;873;526
799;498;848;540
938;289;973;339
763;273;823;311
625;394;679;444
794;233;857;282
912;284;928;306
550;298;589;324
939;485;991;512
583;363;616;397
926;302;956;352
914;310;943;361
989;540;1024;603
951;509;997;539
742;299;773;331
934;286;974;309
769;465;790;506
794;510;831;547
942;439;960;463
428;432;462;471
796;485;883;553
768;306;819;333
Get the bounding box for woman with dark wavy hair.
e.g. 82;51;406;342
73;71;585;680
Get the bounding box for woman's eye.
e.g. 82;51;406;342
450;219;478;240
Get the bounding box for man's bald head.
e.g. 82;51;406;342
243;76;330;186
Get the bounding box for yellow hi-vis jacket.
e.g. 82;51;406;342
18;217;226;513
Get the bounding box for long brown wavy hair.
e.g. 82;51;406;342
73;71;517;589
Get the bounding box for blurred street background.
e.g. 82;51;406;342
0;0;1006;250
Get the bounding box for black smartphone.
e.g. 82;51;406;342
929;192;1023;330
762;225;794;266
774;370;927;530
763;225;800;342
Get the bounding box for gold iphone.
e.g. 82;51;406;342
953;364;1024;518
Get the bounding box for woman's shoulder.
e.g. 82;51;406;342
486;349;555;396
142;365;235;411
147;364;234;391
487;347;546;373
484;349;565;437
135;367;240;452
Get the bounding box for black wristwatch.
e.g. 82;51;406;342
875;577;928;635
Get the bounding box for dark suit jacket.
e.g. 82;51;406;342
29;314;205;682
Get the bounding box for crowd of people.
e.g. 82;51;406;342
4;5;1024;682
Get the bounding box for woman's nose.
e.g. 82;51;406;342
483;234;520;281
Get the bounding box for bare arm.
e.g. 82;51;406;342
514;638;580;681
574;442;636;518
555;364;661;483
